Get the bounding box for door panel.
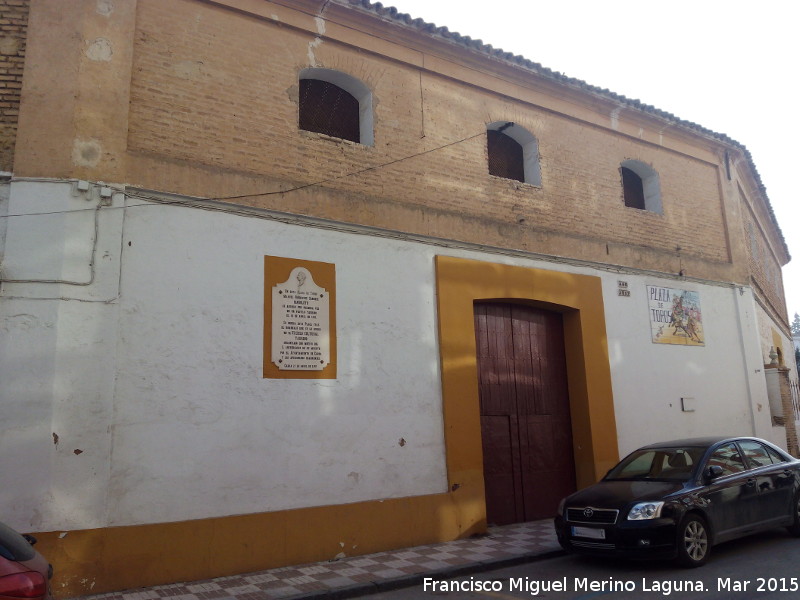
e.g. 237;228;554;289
703;476;760;542
739;441;794;526
475;302;576;525
520;415;574;519
702;442;760;541
481;415;523;524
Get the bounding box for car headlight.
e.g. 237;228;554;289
627;501;664;520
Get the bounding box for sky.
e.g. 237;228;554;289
385;0;800;322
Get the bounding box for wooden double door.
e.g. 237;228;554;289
474;302;577;525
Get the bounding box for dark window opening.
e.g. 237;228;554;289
621;166;646;209
299;79;360;143
724;150;731;180
487;129;525;183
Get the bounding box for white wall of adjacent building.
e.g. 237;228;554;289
0;179;782;533
605;276;780;453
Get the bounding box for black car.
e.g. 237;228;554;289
554;436;800;567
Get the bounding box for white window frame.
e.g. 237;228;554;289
487;121;541;186
621;159;662;213
299;68;374;146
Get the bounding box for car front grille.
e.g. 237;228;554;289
566;507;619;524
571;540;616;550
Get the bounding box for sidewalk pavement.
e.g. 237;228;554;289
74;519;562;600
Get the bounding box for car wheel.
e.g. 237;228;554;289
787;494;800;536
676;514;710;568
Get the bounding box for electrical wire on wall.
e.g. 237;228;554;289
0;129;489;220
0;125;752;296
0;202;101;286
0;129;488;296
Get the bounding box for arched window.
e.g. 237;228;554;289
298;68;373;146
620;160;661;213
486;122;541;186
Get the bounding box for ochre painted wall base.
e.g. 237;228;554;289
38;490;482;598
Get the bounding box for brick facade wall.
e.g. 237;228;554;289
125;0;730;270
0;0;28;172
13;0;788;290
741;183;787;320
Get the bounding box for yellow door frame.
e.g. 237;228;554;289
434;255;620;527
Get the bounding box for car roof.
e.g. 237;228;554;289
640;436;765;450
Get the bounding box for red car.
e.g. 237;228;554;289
0;521;52;600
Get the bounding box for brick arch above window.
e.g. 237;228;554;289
298;68;374;146
486;122;541;186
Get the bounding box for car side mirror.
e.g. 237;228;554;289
705;465;724;481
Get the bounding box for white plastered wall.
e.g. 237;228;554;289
603;276;777;455
0;180;123;531
105;197;447;527
0;180;777;532
1;180;449;531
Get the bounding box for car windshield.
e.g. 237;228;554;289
604;446;706;481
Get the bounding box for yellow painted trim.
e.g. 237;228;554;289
434;255;619;490
771;329;786;367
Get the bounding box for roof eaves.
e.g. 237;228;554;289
340;0;789;261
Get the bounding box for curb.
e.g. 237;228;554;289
284;549;566;600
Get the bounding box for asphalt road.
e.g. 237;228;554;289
362;528;800;599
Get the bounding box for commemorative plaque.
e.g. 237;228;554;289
272;267;330;370
264;256;336;379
